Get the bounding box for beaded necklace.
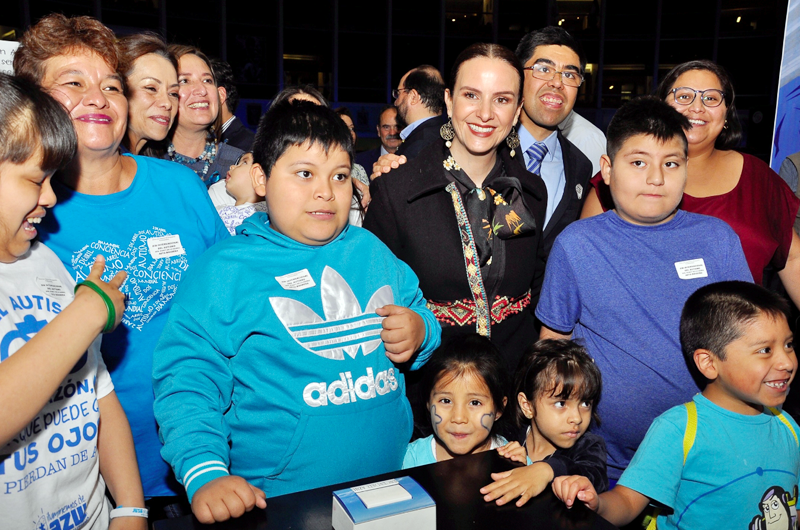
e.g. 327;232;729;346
167;136;217;181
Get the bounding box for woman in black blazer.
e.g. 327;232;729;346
365;43;547;373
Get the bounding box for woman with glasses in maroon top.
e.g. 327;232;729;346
582;60;800;306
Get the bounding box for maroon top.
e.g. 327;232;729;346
589;153;800;285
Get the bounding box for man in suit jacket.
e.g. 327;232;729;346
393;65;446;160
212;58;255;152
356;106;402;170
514;27;594;300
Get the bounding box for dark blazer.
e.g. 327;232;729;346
221;116;255;152
515;129;593;301
395;114;448;160
355;147;381;173
364;139;547;371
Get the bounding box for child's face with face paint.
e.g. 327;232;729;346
429;368;504;461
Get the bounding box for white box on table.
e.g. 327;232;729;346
332;477;435;530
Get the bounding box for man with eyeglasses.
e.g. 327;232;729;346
370;65;447;179
514;26;596;304
356;106;402;172
391;65;447;162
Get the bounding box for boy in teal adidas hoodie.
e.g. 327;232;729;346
152;101;441;524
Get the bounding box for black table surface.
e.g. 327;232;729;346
154;451;618;530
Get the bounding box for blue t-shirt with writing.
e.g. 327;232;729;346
535;210;752;480
40;155;229;497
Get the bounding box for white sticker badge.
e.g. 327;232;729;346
675;258;708;280
147;234;186;259
275;269;316;291
35;277;68;299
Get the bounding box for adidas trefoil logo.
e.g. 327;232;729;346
270;266;394;360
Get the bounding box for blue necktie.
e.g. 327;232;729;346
526;141;548;175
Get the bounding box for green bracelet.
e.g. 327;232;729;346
74;280;116;334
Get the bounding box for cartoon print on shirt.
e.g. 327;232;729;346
68;227;188;331
750;485;798;530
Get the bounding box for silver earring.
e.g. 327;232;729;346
440;119;455;148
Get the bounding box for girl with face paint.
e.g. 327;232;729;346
402;334;510;468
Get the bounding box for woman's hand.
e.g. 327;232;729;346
376;305;425;363
353;178;371;210
74;255;127;333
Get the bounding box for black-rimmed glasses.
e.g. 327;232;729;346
670;87;726;108
392;88;410;99
523;63;584;87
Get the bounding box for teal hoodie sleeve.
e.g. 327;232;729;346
393;250;441;370
152;300;233;502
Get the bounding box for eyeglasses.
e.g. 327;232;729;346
524;64;584;87
392;88;410;99
670;87;726;108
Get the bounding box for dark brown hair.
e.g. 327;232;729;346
514;339;603;428
169;44;223;142
449;43;524;104
656;60;742;151
118;32;177;81
13;14;119;86
0;73;77;172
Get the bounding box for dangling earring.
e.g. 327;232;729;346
505;127;520;157
723;119;728;130
440;119;455;148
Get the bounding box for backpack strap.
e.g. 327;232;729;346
644;402;698;530
682;401;698;464
767;407;799;447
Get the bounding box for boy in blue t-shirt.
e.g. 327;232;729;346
553;281;799;529
535;96;752;482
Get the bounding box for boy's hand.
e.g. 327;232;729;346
75;255;128;331
376;305;425;363
191;476;267;524
371;154;406;180
552;475;599;511
109;517;147;530
496;441;528;464
481;461;554;507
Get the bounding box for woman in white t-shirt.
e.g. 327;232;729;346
0;73;144;530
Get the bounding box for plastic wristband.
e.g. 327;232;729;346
74;281;115;334
109;506;149;519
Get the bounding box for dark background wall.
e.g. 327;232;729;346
0;0;788;158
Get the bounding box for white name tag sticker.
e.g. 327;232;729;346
275;269;316;291
675;258;708;280
36;277;68;299
147;235;185;259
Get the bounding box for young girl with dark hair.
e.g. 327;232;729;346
481;339;608;506
403;333;511;468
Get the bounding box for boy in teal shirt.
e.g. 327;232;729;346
553;280;799;529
